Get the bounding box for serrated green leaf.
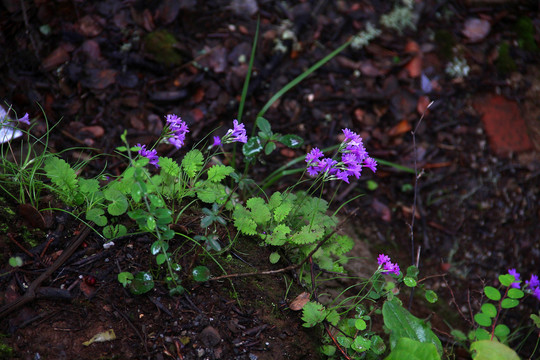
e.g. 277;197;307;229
246;197;270;225
266;224;291;246
181;149;204;178
481;303;497;318
78;178;100;194
501;298;519;309
337;336;353;348
301;301;326;327
273;202;292;222
484;286;501;301
289;225;324;244
44;156;78;200
207;165;234;183
159;157;181;177
233;206;257;235
326;309;340;326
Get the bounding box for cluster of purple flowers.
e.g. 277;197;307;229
136;144;159;168
305;128;377;183
212;119;248;147
508;269;540;301
377;254;401;276
166;114;189;149
19;113;30;125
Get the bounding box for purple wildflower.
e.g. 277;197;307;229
165;114;189;149
364;157;377;173
534;287;540;301
19;113;30;125
137;143;160;168
212;136;222;147
377;254;391;265
526;274;539;289
508;269;521;289
377;253;400;276
306;147;324;164
225;119;247;143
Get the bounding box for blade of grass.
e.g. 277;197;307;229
237;16;260;123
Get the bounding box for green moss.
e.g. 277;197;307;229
496;42;517;74
0;342;14;360
143;30;183;66
515;17;538;52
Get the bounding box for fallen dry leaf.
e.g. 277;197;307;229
462;18;491;42
388;119;412;137
404;40;422;78
289;292;310;311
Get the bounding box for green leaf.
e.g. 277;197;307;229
320;345;336;356
9;256;23;267
273;202;292;222
501;298;519;309
530;313;540;328
256;116;272;135
481;303;497;318
278;134;303;148
79;178;100;194
156;253;167;265
207;165;234;183
104;188;128;216
484;286;501;301
406;265;419;278
382;298;443;355
246;197;271;225
355;318;367;331
266;224;291;246
159;157;181;177
352;336;371;353
474;328;491;341
499;274;516;287
507;288;524;299
425;290;438;303
264;141;276;155
494;324;510;339
474;313;492;327
233;206;257;235
181;149;204;178
451;329;467;342
86;208;107;227
192;266;211;282
117;272;134;287
366;179;378;190
151;240;168;255
301;301;326;328
470;340;519;360
43;156;78;198
242;137;263;158
371;335;386;355
404;277;417;287
326;309;340;326
384;337;441;360
103;224;127;239
337;336;353;349
269;252;280;264
130;271;154;294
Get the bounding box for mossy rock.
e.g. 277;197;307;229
143;29;183;66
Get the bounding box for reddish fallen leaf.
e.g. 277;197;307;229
289;292;310;311
417;95;431;115
190;108;205;122
80;281;96;298
78;15;103;37
82;69;117;90
404;40;422;78
280;148;296;158
462;18;490;42
42;47;70;71
473;94;533;156
440;263;451;272
80;126;105;138
192;87;205;103
388;119;412;137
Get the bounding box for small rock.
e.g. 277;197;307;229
199;326;221;347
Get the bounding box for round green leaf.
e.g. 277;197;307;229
130;271;154;294
146;216;156;231
156;253;167;265
269;252;280;264
337;336;352;349
494;324;510;338
425;290;438;303
404;276;417;287
104;189;128;216
351;336;371;353
118;272;134;287
481;303;497;318
474;328;491;341
192;266;211;282
169;285;185;296
366;180;378;191
474;313;492;327
484;286;501;301
370;335;386;355
9;256;23;267
320;345;336;356
86;208;107;227
507;288;524;299
355;318;367;331
264;142;276;155
501;298;519;309
406;265;419;278
499;274;515;287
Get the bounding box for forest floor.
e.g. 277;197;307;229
0;1;539;359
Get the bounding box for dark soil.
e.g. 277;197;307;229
1;1;539;359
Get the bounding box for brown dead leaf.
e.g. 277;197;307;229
404;40;422;78
388;119;412;137
80;281;96;298
82;69;117;90
78;15;103;37
371;198;391;222
417;95;431;115
42;47;70;71
80;126;105;138
289;292;310;311
18;203;46;229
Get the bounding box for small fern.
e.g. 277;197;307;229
43;156;79;204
